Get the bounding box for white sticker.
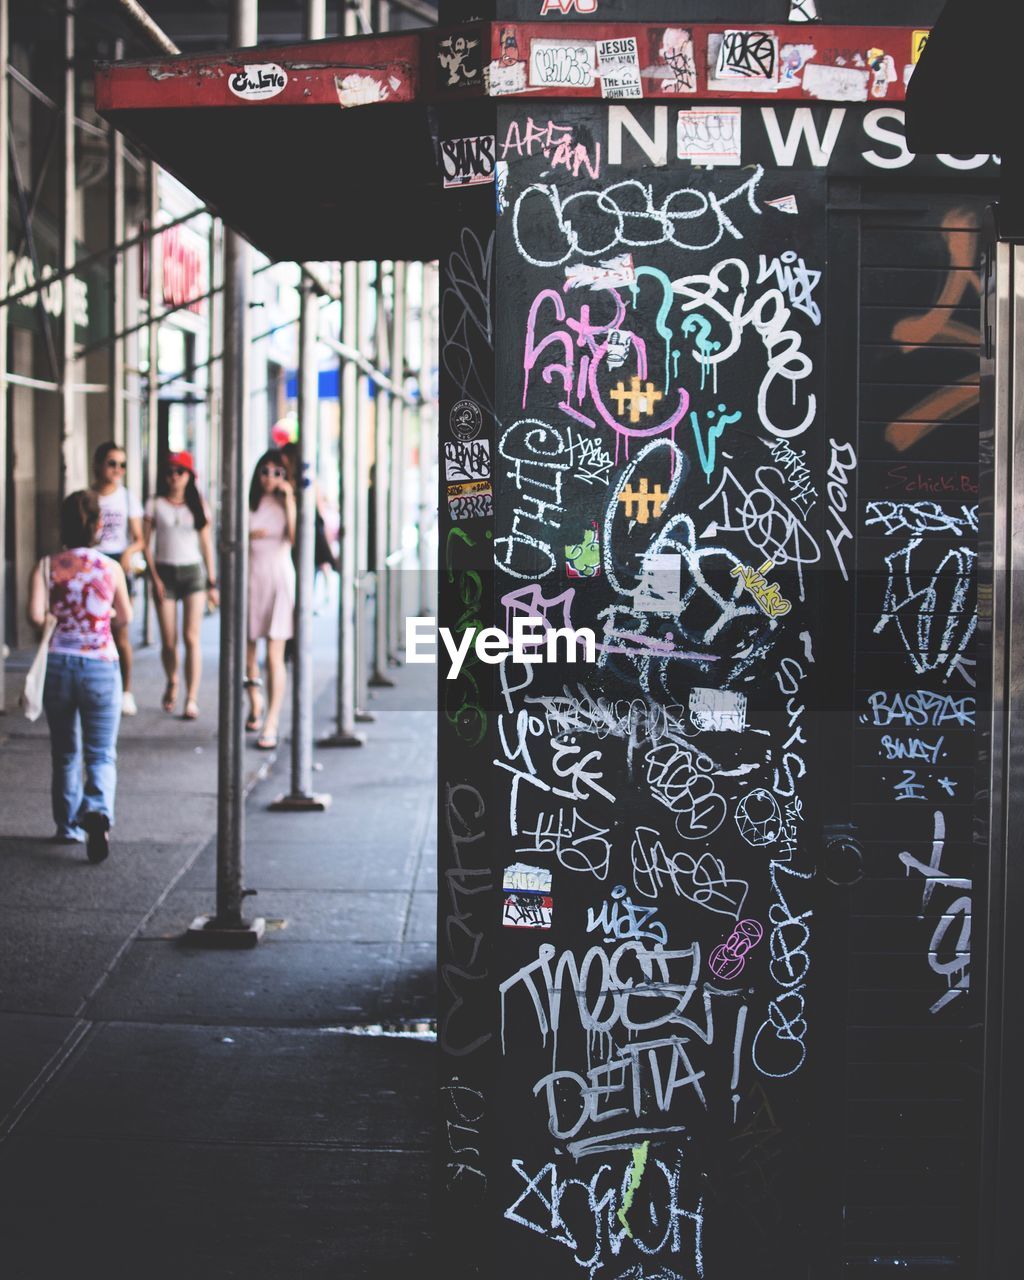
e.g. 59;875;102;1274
486;59;527;96
677;108;742;166
440;135;496;189
334;73;389;107
767;194;799;215
801;61;870;102
707;33;778;93
529;39;596;89
495;160;509;215
228;63;288;101
634;553;681;613
564;253;636;291
714;30;779;82
503;893;553;929
689;688;748;733
503;862;553;894
596;37;642;100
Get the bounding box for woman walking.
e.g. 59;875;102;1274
143;451;219;719
245;448;296;750
27;490;133;863
90;441;144;715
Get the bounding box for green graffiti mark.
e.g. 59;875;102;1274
565;525;601;578
616;1140;650;1239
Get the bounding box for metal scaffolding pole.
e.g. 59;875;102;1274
354;260;376;722
142;161;160;647
418;261;436;618
270;273;330;807
0;0;8;711
320;257;366;748
369;262;394;688
108;41;126;448
269;0;330;808
188;0;262;947
59;2;76;499
387;259;406;662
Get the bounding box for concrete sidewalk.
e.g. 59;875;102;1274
0;607;437;1278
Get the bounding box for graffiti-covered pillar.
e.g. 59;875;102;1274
435;12;828;1277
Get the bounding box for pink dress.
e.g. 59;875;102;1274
248;495;295;640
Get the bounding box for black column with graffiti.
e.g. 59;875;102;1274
487;100;826;1276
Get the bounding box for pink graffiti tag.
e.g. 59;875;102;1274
709;918;764;980
522;286;690;466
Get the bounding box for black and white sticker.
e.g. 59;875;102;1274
449;400;483;441
441;135;496;189
228;63;288;101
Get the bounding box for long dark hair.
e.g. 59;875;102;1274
158;466;208;531
60;490;101;548
249;449;288;512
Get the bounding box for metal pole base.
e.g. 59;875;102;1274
185;914;266;948
268;791;332;812
368;671;396;688
355;708;377;723
318;730;367;748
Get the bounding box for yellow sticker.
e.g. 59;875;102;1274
912;30;930;63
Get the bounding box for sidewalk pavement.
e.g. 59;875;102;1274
0;603;437;1278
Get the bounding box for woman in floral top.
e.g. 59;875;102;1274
27;490;133;863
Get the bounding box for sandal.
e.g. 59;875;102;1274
243;677;263;732
183;699;200;721
255;733;278;751
162;679;178;714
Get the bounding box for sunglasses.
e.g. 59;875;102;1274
166;466;188;477
106;459;127;470
260;466;286;479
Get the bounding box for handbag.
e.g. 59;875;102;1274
21;556;56;722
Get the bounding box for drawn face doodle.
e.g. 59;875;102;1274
604;329;632;371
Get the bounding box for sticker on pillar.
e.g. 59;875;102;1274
677;109;742;166
437;32;482;88
767;194;799;215
539;0;599;13
912;30;930;63
502;863;553;931
441;135;496;189
227;64;288;101
448;479;493;522
444;438;491;483
778;43;818;87
647;28;696;94
529;39;596;89
503;893;553;929
495;161;510;215
866;48;897;99
596;37;642;100
713;31;779;84
449;399;483;442
801;61;869;101
787;0;818;20
486;60;527;96
634;553;681;613
566;523;601;579
689;687;748;733
730;559;792;618
565;253;635;291
334;73;391;107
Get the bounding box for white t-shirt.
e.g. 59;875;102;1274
145;496;205;566
95;486;143;555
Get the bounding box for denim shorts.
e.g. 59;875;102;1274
156;562;206;600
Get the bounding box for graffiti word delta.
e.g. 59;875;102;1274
407;616;597;678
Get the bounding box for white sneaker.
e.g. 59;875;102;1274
121;690;138;716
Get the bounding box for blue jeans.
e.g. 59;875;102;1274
43;652;122;839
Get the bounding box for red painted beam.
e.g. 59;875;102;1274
95;24;927;115
95;33;420;111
